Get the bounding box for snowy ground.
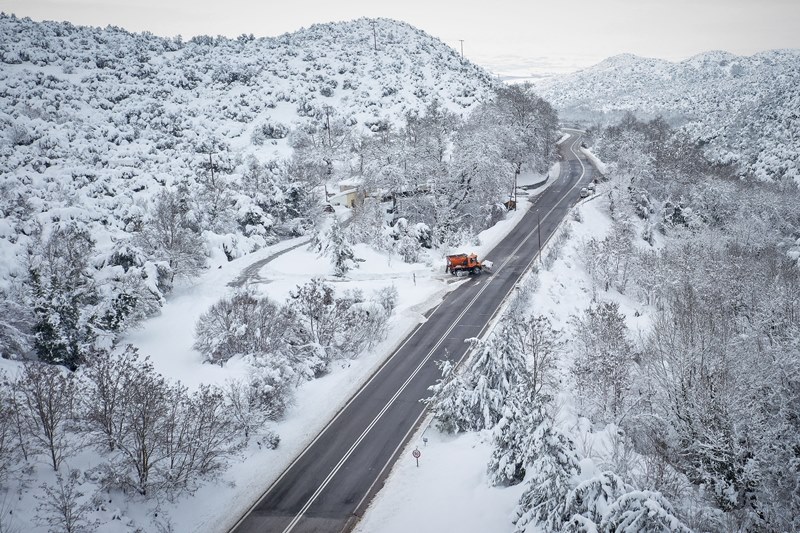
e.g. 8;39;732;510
354;188;655;533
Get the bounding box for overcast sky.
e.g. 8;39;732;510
4;0;799;75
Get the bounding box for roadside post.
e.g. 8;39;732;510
412;448;421;467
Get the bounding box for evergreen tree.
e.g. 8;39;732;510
424;359;473;434
487;392;547;486
27;223;100;369
514;418;581;533
425;317;534;433
326;219;357;277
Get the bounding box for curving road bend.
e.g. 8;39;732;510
229;130;594;533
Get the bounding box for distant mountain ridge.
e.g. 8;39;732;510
539;49;800;182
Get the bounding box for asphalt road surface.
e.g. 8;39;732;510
229;130;595;533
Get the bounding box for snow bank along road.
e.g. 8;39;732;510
229;131;595;533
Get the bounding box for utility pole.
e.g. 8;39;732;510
370;21;377;51
459;39;464;60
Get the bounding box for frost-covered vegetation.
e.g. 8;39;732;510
539;51;800;184
582;116;800;531
425;115;800;532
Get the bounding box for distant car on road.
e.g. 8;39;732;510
580;187;590;198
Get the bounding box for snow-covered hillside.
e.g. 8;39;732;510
0;14;504;363
538;50;800;183
0;13;494;287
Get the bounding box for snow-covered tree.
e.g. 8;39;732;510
109;349;173;495
160;384;239;492
0;295;34;360
425;318;534;433
487;393;548;486
508;315;563;399
27;223;101;369
571;302;634;422
443;110;511;234
286;278;339;356
136;189;206;285
322;219;357;277
224;377;280;442
194;145;235;233
0;373;19;484
493;82;559;175
424;359;474;434
80;348;138;453
16;362;76;471
290;105;352;183
514;418;582;533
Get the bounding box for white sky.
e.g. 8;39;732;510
3;0;799;75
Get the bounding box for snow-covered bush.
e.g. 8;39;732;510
194;291;289;365
34;469;89;533
251;120;290;144
599;491;691;532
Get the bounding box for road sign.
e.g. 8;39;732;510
412;448;421;467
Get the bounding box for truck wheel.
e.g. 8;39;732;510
471;267;481;275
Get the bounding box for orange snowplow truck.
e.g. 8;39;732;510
445;253;485;276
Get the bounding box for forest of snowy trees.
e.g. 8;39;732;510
425;114;800;532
